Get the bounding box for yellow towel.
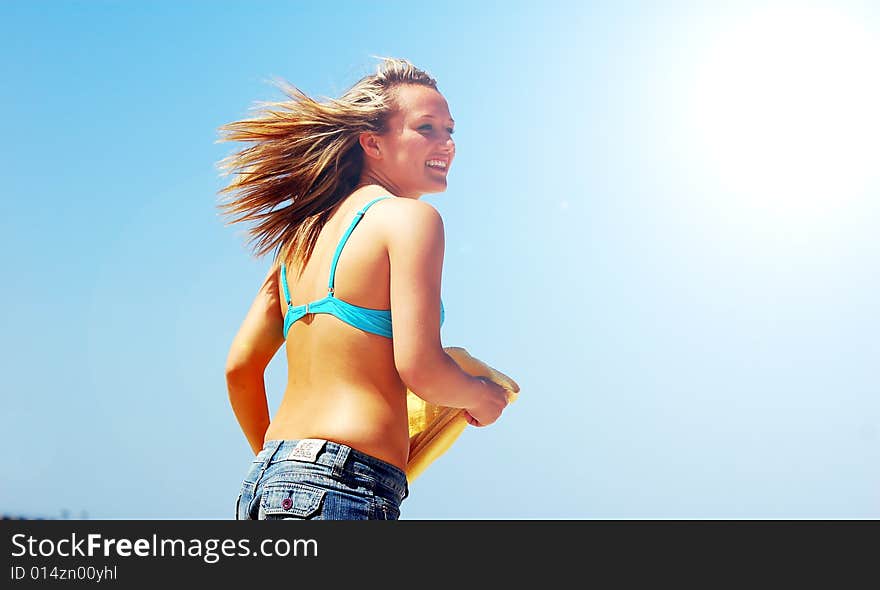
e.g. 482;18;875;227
405;346;520;483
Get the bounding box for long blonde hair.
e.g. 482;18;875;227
215;56;438;279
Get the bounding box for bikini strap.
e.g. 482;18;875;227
327;196;392;295
280;263;292;305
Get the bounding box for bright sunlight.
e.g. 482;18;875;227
688;4;880;223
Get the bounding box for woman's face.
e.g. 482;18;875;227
363;84;456;198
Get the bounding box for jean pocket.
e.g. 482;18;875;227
259;483;326;520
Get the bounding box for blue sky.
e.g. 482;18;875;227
2;0;878;519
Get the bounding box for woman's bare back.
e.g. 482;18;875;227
262;188;411;471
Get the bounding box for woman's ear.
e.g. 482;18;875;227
359;132;382;160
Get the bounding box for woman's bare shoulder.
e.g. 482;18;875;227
372;196;442;226
370;197;443;248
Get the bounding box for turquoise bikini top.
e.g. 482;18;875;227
281;195;445;340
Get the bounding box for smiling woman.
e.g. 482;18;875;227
686;4;880;223
215;56;511;520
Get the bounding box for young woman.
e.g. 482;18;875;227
217;57;511;520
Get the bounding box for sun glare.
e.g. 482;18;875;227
688;4;880;223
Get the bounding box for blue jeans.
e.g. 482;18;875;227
235;439;409;520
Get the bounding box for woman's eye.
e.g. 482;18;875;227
419;124;455;135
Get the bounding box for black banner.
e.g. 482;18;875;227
1;520;874;585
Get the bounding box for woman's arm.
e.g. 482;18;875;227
225;260;285;453
226;371;271;455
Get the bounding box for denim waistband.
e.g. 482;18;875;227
259;439;409;501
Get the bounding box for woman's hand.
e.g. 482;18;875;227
464;376;510;427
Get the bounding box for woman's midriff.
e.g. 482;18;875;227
263;314;411;473
263;380;411;473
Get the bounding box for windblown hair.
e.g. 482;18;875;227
215;56;438;279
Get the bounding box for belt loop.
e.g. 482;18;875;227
256;440;283;482
264;440;284;464
331;444;351;478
